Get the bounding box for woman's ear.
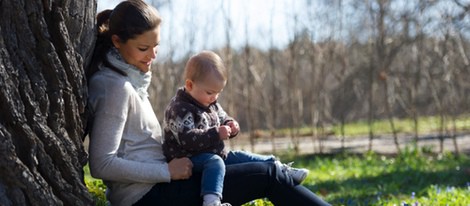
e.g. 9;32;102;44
185;79;193;91
111;34;121;48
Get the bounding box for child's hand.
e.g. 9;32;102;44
218;125;232;140
226;121;240;137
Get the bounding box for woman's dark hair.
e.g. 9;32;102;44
86;0;161;80
83;0;161;138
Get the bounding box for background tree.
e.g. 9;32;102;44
266;2;280;153
0;0;95;205
144;0;470;155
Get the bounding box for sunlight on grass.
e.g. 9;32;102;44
298;150;470;206
267;115;470;138
83;114;470;205
377;185;470;206
83;165;107;206
329;115;470;137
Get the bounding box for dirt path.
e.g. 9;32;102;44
226;133;470;155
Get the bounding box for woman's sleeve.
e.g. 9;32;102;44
88;77;171;183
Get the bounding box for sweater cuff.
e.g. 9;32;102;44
158;162;172;183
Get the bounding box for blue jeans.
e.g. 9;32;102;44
190;151;276;198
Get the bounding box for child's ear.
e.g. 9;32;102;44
185;79;193;91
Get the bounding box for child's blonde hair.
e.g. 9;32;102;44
184;51;227;83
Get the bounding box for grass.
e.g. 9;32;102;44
84;115;470;205
83;166;107;206
84;149;470;205
272;115;470;138
290;149;470;206
330;116;470;137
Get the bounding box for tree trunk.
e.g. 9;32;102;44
0;0;96;205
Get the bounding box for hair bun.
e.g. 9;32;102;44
97;9;113;34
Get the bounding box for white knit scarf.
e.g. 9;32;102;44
105;48;152;99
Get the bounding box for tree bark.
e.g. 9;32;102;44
0;0;96;205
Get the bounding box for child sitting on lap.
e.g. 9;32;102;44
162;50;309;206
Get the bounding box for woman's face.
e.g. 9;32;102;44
112;25;161;73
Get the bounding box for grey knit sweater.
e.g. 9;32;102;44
88;50;170;206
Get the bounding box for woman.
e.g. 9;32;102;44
86;1;330;206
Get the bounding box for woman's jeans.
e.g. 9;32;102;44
133;160;331;206
190;151;276;198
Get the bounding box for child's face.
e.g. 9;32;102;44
187;77;225;107
112;26;161;73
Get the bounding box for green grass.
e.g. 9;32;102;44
84;149;470;205
272;115;470;137
83;165;107;206
84;114;470;205
292;149;470;206
330;116;470;137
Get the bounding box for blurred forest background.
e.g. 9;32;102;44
102;0;470;154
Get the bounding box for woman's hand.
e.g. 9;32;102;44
168;157;193;180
